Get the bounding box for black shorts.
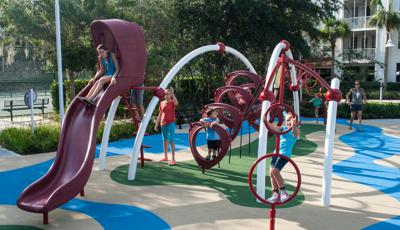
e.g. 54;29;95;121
207;140;221;150
271;156;289;171
350;104;363;112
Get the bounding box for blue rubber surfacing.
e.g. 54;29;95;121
0;159;170;229
333;119;400;230
0;121;257;229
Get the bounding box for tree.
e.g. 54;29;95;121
1;0;130;100
174;0;342;73
369;0;400;83
320;18;350;79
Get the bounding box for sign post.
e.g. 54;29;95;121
24;89;37;134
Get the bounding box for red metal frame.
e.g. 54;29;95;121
189;122;231;170
247;153;302;230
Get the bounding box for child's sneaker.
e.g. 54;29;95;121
267;192;280;203
159;157;169;162
279;190;289;203
168;160;176;166
212;154;217;159
348;126;352;130
206;155;211;160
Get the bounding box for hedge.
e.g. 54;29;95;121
0;120;158;155
339;81;399;100
0;125;60;155
300;101;400;119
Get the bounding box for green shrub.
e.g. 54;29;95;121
0;125;60;155
301;102;400;119
340;81;400;100
51;79;89;113
366;90;400;100
50;80;66;114
0;118;159;155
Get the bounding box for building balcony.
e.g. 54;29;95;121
341;48;376;62
343;16;373;30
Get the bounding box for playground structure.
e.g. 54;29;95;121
189;70;262;171
17;19;148;224
246;41;342;229
16;19;343;226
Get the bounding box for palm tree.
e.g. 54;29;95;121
320;18;351;79
369;0;400;83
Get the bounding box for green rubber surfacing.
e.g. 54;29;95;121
111;124;324;209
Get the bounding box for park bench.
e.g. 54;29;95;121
3;98;50;121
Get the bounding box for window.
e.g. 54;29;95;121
372;35;376;48
353;37;358;49
395;0;400;12
398;32;400;49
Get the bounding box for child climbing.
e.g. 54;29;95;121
200;109;221;160
78;44;120;105
265;114;300;203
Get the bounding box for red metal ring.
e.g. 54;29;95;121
189;122;230;170
248;153;302;206
263;103;296;135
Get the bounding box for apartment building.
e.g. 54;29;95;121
337;0;400;82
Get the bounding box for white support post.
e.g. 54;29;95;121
256;42;286;200
98;97;121;170
55;0;64;123
322;78;340;207
30;89;35;134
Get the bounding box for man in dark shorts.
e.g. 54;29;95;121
346;80;367;132
129;82;145;120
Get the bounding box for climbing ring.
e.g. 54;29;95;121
263;103;296;135
248;153;302;206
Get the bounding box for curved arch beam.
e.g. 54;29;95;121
127;44;257;180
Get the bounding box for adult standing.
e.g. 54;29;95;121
346;80;367;132
129;82;145;120
154;88;179;165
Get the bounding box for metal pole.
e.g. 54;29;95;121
239;126;242;158
30;89;35;134
55;0;65;123
270;206;276;230
379;80;383;102
248;122;251;155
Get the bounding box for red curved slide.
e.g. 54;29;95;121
17;19;147;224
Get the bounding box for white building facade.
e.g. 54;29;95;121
337;0;400;82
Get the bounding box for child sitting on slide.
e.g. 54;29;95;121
265;114;300;203
200;109;221;160
78;44;120;105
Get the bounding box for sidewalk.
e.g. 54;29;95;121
0;147;18;157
